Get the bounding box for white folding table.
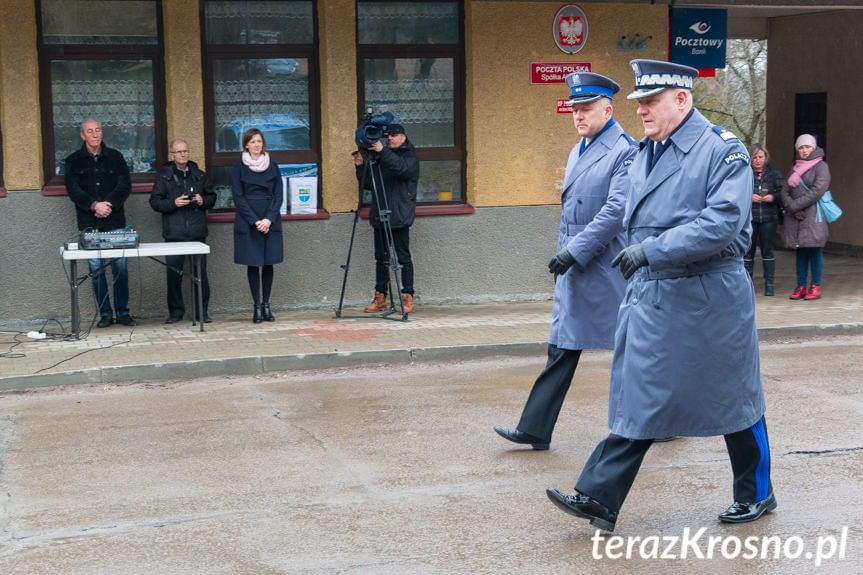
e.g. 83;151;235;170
60;242;211;338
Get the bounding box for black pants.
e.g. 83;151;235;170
745;220;777;262
575;416;772;513
166;253;209;319
373;226;413;295
517;344;582;443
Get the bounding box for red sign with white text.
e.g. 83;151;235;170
531;62;592;84
557;99;573;114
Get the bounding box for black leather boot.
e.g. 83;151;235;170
763;259;775;296
743;258;753;277
261;302;275;322
253;304;263;324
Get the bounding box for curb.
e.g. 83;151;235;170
1;324;860;392
0;343;548;391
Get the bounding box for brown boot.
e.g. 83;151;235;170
402;293;414;313
364;291;388;313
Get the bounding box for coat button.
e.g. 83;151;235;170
632;298;638;304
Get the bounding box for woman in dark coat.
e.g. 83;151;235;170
780;134;831;301
745;145;783;295
232;129;284;322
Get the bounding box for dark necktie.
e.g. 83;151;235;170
651;141;666;168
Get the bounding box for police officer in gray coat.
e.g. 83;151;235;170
494;72;636;450
547;60;775;532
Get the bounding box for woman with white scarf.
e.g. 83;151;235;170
232;129;285;322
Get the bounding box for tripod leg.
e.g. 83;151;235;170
335;208;361;317
336;158;371;318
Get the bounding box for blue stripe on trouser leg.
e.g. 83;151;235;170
749;418;771;501
724;416;771;503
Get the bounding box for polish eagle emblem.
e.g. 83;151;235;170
559;16;584;47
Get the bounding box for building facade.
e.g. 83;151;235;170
0;1;859;323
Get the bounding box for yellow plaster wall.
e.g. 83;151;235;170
319;0;360;214
162;0;206;169
466;2;666;207
0;0;42;190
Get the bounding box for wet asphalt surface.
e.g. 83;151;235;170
0;334;861;574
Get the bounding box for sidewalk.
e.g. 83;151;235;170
2;250;860;390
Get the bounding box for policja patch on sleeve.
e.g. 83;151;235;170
723;152;750;165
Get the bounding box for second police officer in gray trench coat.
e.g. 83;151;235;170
547;60;775;532
494;72;637;450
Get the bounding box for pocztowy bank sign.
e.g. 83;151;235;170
670;8;727;69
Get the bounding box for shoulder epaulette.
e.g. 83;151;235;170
711;125;740;144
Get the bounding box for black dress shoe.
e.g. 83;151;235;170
546;488;617;532
116;315;137;327
718;493;777;523
165;315;183;324
493;426;549;450
261;302;275;322
97;316;113;328
253;304;263;324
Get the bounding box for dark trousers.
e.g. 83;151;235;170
373;226;413;295
166;253;209;319
517;344;582;442
575;416;772;513
745;220;777;262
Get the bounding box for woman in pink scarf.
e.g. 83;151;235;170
780;134;831;300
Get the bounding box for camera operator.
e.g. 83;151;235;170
353;124;420;313
149;139;217;323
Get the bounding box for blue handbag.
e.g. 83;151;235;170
800;180;842;223
816;190;843;223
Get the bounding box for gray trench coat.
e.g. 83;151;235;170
550;121;637;350
608;109;766;439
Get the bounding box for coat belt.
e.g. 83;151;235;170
634;258;743;280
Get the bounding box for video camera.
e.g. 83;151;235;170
355;111;394;148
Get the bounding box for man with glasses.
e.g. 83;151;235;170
65;119;135;328
149;139;217;323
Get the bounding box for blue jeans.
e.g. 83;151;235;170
795;247;823;287
88;233;130;317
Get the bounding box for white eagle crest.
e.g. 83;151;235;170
559;17;583;46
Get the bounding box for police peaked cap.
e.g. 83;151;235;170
565;72;620;104
627;59;700;100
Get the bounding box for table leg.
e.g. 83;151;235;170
195;254;205;332
70;259;81;339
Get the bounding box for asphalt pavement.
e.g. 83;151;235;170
1;250;861;390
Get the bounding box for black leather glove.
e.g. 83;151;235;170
610;243;648;279
548;248;577;275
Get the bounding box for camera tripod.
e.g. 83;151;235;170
335;151;409;322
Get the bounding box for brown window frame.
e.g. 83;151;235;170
36;0;167;194
199;0;324;219
356;0;468;209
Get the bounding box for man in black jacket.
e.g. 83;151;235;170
65;119;135;328
353;124;419;313
149;139;217;323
